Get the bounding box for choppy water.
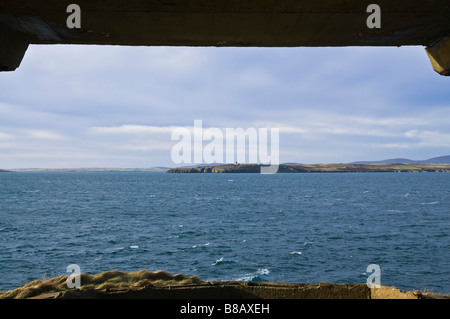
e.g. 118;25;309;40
0;172;449;294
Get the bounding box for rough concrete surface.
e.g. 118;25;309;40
1;1;450;73
28;282;422;300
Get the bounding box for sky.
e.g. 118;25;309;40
0;44;450;169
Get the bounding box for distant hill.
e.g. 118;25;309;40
352;155;450;164
421;155;450;164
0;169;11;173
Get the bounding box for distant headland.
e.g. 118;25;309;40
3;156;450;174
167;163;450;174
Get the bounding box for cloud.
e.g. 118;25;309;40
24;129;66;140
0;132;12;140
237;67;275;88
91;124;179;135
380;143;413;149
0;128;66;142
411;131;450;148
380;130;450;150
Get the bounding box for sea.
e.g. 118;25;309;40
0;171;449;294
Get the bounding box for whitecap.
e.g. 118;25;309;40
130;245;139;249
387;209;407;213
289;251;302;255
257;268;270;276
235;274;254;281
212;257;223;266
421;201;439;205
236;268;270;282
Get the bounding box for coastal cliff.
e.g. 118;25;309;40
167;163;450;173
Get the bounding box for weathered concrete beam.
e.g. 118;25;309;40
1;1;450;74
0;26;29;71
426;38;450;76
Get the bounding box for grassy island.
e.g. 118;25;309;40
166;163;450;174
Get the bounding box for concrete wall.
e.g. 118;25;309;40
1;1;450;72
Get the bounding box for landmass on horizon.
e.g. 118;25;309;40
167;163;450;174
168;155;450;173
2;155;450;173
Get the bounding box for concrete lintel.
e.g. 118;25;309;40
0;27;29;71
426;37;450;76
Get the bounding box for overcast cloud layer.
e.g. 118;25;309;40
0;44;449;169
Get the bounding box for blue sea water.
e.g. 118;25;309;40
0;172;449;294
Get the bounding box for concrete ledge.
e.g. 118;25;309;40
426;38;450;76
30;282;421;299
0;26;29;71
2;1;450;72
